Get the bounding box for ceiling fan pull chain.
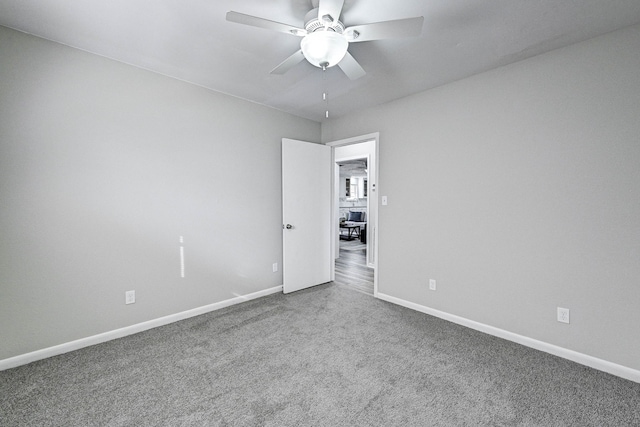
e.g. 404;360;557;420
322;62;329;119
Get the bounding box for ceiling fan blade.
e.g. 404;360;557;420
226;11;307;36
317;0;344;25
344;16;424;42
338;51;366;80
270;50;306;75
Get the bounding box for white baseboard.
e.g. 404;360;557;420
377;292;640;384
0;285;283;371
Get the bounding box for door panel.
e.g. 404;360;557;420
282;139;332;293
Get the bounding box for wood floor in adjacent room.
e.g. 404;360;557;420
334;239;374;295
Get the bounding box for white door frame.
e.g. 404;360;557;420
326;132;380;297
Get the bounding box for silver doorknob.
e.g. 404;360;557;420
286;224;293;229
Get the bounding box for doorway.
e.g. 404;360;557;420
328;134;379;297
335;157;373;295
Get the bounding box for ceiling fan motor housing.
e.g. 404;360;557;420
304;8;345;34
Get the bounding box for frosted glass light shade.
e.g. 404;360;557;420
300;31;348;68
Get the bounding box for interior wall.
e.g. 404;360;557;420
322;24;640;371
0;26;320;361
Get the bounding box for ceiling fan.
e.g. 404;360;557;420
226;0;424;80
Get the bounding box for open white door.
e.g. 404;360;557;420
282;139;332;293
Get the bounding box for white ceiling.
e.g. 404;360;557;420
2;0;640;122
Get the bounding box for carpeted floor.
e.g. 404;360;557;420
1;283;639;426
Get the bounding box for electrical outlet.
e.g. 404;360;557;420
429;279;436;291
557;307;570;324
125;290;135;305
272;262;278;273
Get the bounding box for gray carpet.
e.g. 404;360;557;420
1;283;639;426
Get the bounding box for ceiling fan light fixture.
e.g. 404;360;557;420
300;31;348;68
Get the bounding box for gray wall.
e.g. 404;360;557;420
323;24;640;371
0;26;320;360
